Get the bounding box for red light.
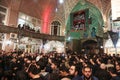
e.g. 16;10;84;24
42;6;52;34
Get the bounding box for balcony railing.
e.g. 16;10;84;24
0;24;65;41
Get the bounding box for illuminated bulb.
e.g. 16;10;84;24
59;0;64;4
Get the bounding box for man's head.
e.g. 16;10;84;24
61;78;71;80
59;65;69;77
115;61;120;72
116;64;120;71
69;64;81;76
100;63;106;69
108;67;117;76
82;66;92;78
69;65;76;76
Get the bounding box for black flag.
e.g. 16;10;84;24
108;31;119;48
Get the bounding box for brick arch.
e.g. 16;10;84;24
104;4;111;28
64;0;103;22
105;3;111;20
51;17;64;26
66;0;104;39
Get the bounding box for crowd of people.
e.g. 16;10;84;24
18;24;40;33
0;50;120;80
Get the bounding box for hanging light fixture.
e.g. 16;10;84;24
59;0;64;4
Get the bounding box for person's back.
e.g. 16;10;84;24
44;73;59;80
108;67;120;80
95;63;111;80
59;64;72;80
95;69;110;80
110;76;120;80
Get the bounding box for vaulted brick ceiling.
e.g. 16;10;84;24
1;0;111;21
100;0;111;14
19;0;58;20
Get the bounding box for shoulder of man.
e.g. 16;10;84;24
92;76;99;80
79;75;84;80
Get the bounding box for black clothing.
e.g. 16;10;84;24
28;64;41;80
80;75;99;80
95;68;111;80
116;71;120;77
110;76;120;80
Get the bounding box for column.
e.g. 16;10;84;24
3;0;22;52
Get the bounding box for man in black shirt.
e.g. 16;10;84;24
80;66;98;80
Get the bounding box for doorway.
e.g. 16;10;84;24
82;40;98;54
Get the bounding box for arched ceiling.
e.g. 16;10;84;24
64;0;111;21
0;0;111;27
0;0;58;19
19;0;57;20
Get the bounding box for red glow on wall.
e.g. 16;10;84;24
42;6;52;34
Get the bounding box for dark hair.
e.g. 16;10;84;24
71;63;82;75
46;73;59;80
52;60;60;67
82;66;92;71
117;61;120;65
59;65;69;73
108;67;116;74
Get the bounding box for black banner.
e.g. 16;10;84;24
108;31;119;48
